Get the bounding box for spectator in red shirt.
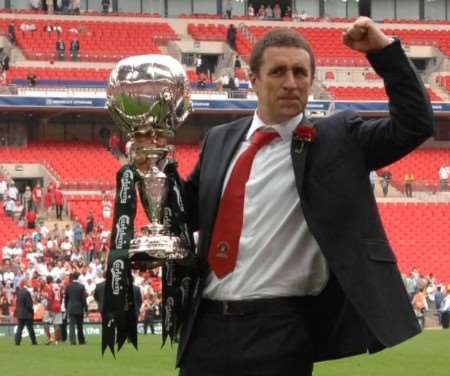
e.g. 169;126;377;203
108;133;121;159
26;209;37;229
44;189;52;220
32;183;43;210
81;234;94;262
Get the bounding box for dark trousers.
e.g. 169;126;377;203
144;318;156;334
56;204;63;219
61;314;67;342
69;314;85;344
442;311;450;329
15;319;37;345
405;183;413;197
179;299;314;376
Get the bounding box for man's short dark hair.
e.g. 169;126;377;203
249;27;315;78
46;275;53;284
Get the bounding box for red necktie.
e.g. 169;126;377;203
208;130;280;279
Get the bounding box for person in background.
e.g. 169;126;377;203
438;165;448;191
54;185;64;220
55;38;65;61
381;169;392;197
70;37;80;61
3;196;15;217
65;271;87;345
440;290;450;329
32;182;43;210
0;176;7;201
247;3;254;17
26;206;37;229
26;72;37;87
404;171;414;198
109;132;121;159
14;279;38;346
143;295;161;335
8;181;18;201
369;170;377;191
412;288;428;330
0;292;11;323
225;0;232;19
101;0;110;14
273;3;282;20
7;22;16;45
226;24;237;51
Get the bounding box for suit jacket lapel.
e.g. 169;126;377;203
199;117;252;261
215;118;252;196
290;118;314;195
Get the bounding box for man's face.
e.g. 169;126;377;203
250;46;313;125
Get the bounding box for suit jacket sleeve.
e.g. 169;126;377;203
82;285;88;313
64;286;69;309
344;39;434;170
25;290;34;315
182;132;210;233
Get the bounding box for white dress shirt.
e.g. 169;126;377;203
203;112;329;300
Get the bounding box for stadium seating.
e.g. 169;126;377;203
0;143;198;191
7;66;111;85
382;148;450;187
326;86;442;101
0;142;120;190
436;74;450;92
234;24;450;63
378;202;450;283
173;144;200;178
2;18;177;62
0;215;31;257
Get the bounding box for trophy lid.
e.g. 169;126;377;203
106;54;192;136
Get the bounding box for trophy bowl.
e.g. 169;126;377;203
106;54;192;264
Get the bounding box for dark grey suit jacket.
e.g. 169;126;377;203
14;287;34;320
177;40;434;365
65;280;87;315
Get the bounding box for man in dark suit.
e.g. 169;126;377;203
64;271;87;345
176;18;434;375
14;279;37;345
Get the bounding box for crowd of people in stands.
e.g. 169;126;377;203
0;177;65;227
0;174;163;342
403;268;450;330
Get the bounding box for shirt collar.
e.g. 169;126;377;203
246;112;304;143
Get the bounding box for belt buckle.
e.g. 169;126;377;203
222;301;244;316
223;301;232;315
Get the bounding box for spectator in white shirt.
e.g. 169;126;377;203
7;182;18;201
0;177;7;201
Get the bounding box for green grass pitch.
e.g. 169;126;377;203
0;330;449;376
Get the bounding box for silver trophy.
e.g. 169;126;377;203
106;54;192;263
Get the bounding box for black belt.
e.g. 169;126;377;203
200;296;314;316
